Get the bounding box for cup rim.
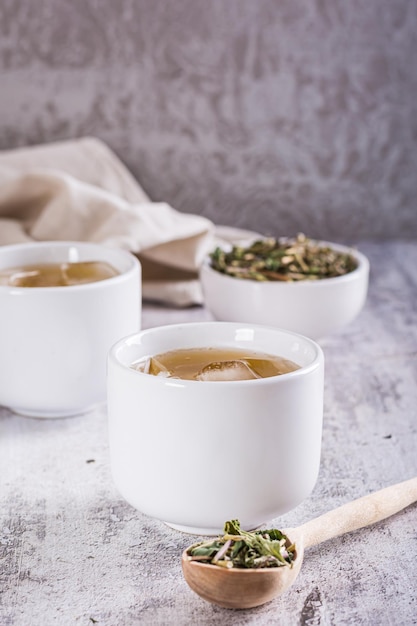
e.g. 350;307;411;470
0;240;140;293
108;321;324;387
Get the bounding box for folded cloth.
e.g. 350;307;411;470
0;137;215;306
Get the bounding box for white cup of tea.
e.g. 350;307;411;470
107;322;324;535
0;241;141;418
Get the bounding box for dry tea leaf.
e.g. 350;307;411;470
210;234;357;282
186;519;296;569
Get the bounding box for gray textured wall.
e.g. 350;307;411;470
1;0;416;241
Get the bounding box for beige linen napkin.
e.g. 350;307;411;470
0;137;215;306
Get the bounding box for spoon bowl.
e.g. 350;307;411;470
181;476;417;609
181;539;304;609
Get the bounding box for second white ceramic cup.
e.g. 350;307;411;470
0;241;141;418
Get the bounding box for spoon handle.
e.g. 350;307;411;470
297;476;417;549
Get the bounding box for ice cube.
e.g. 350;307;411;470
61;261;118;285
9;267;63;287
195;360;261;381
133;357;173;377
148;357;174;377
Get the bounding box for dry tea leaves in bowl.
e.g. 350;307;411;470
186;519;296;570
210;233;358;282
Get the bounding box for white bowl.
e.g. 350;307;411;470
200;242;369;339
107;322;324;535
0;241;141;418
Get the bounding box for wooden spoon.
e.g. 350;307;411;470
181;476;417;609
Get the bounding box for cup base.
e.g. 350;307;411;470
10;402;103;419
165;520;263;536
164;521;224;536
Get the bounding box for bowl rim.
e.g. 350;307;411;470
200;239;369;287
0;240;140;293
181;546;302;575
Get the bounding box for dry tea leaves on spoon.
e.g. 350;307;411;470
210;233;358;282
186;519;296;569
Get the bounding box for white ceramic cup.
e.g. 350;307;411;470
0;241;141;418
107;322;324;535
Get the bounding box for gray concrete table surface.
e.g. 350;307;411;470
1;241;416;626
